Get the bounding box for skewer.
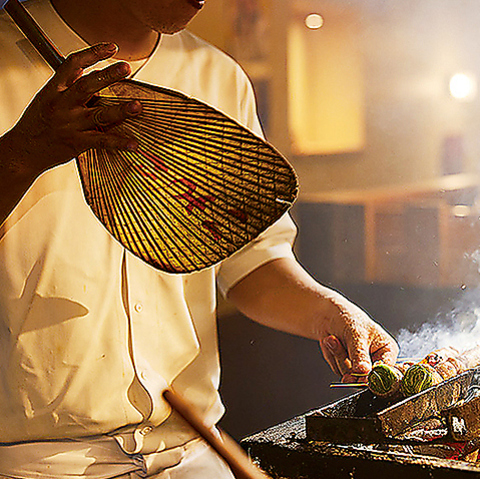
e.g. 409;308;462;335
163;389;271;479
329;383;369;389
331;360;419;391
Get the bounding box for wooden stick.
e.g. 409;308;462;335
163;389;271;479
4;0;63;70
330;383;369;388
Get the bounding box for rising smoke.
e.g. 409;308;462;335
397;305;480;359
397;251;480;358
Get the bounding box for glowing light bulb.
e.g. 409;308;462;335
305;13;324;30
449;73;477;100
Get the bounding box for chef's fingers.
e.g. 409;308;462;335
85;100;142;132
345;332;373;378
73;129;139;153
320;335;352;378
53;43;120;91
319;336;341;376
370;338;399;367
65;61;131;106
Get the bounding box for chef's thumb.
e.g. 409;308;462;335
347;337;372;375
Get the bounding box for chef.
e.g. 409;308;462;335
0;0;399;476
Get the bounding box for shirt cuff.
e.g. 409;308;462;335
216;213;298;297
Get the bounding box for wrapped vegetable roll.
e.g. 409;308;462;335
401;363;444;396
459;345;480;370
369;345;480;398
368;363;404;397
402;350;469;396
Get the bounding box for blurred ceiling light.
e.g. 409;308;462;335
305;13;324;30
449;73;477;101
452;204;471;218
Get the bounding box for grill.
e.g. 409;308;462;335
242;367;480;478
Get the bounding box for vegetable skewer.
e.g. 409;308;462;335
367;361;413;397
368;346;480;398
402;345;480;396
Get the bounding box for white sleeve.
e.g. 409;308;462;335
216;213;298;297
215;62;298;296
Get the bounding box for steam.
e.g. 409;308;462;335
397;308;480;359
397;251;480;359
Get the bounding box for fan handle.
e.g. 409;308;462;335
4;0;64;70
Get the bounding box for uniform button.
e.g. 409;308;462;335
134;303;143;313
140;371;147;380
140;425;153;435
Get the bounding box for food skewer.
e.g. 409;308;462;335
367;345;480;398
329;361;419;391
402;345;480;396
330;347;480;395
329;383;369;389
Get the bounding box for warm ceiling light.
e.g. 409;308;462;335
449;73;477;101
305;13;324;30
452;204;471;218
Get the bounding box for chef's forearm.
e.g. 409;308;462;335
226;257;341;340
228;257;398;379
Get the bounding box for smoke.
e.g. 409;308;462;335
397;251;480;359
397;308;480;359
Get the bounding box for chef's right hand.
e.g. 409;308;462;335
6;42;142;175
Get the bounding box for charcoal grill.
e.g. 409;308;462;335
241;367;480;478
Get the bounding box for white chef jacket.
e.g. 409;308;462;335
0;0;297;454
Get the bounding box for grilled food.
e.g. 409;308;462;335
367;361;413;397
402;346;480;396
368;346;480;398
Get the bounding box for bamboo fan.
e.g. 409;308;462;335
5;0;298;273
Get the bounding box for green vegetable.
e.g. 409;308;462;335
401;364;434;396
368;363;402;397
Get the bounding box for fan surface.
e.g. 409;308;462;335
77;80;298;273
3;0;298;273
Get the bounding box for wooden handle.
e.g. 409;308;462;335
162;389;271;479
4;0;64;70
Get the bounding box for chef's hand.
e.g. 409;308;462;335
5;42;141;176
227;257;399;383
319;310;399;383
